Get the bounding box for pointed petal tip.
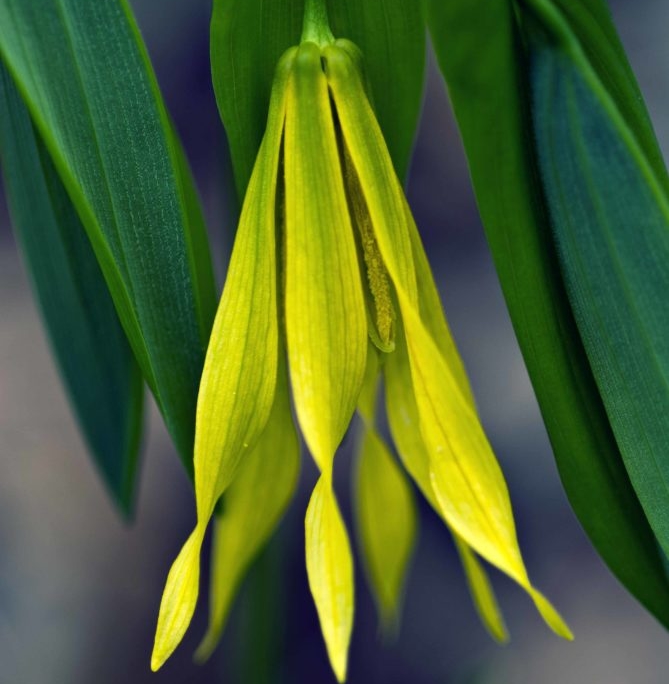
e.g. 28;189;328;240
151;527;206;671
489;621;511;645
530;588;573;640
149;651;164;673
192;633;216;665
332;655;348;683
305;477;354;684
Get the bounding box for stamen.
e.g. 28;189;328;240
342;146;396;352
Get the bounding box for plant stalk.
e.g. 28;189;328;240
301;0;334;45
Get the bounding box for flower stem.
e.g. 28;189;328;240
301;0;334;46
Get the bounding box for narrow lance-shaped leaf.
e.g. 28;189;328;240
546;0;669;197
426;0;669;627
151;48;292;672
0;0;216;469
524;0;669;554
195;353;300;662
0;62;143;515
210;0;424;198
354;349;417;631
284;43;367;683
327;46;570;638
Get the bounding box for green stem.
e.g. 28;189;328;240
301;0;334;45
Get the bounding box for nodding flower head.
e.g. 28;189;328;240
151;36;571;682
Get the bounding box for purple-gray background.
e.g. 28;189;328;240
1;1;668;682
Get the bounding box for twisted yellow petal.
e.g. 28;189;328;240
328;43;571;639
384;329;507;642
151;48;295;671
195;353;300;662
284;41;368;680
355;349;417;630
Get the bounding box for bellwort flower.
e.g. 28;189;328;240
151;8;571;680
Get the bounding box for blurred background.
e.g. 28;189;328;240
1;1;668;682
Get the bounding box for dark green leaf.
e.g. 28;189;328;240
0;0;217;472
210;0;424;198
525;0;669;555
427;0;669;627
0;63;143;515
545;0;669;197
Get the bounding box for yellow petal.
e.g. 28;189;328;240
151;527;205;670
384;331;507;641
323;42;417;305
328;45;570;639
151;49;295;671
455;537;509;643
355;355;416;630
284;41;367;468
284;43;365;680
195;354;300;662
194;50;294;518
404;200;473;402
305;474;354;683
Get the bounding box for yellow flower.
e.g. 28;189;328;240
151;35;571;682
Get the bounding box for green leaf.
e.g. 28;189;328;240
0;0;216;470
0;63;143;516
544;0;669;196
426;0;669;627
210;0;424;198
210;0;303;198
525;0;669;552
195;354;300;662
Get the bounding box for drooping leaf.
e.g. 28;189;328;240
328;46;570;638
210;0;424;198
151;50;290;671
0;0;216;470
545;0;669;196
0;62;143;516
195;354;300;662
354;352;416;630
426;0;669;628
210;0;303;198
524;0;669;552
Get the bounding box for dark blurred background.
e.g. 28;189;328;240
1;1;668;683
